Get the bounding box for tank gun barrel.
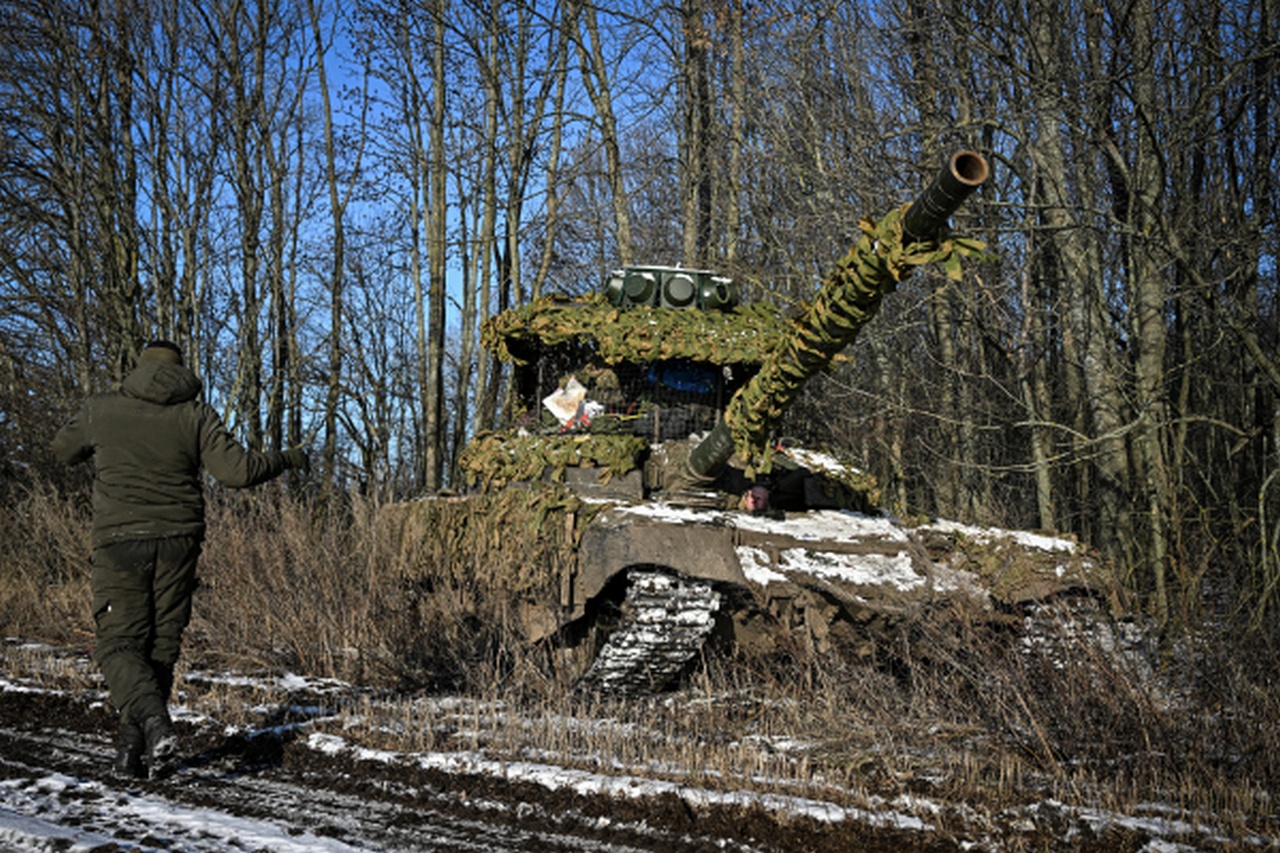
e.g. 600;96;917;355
902;150;991;243
686;150;989;483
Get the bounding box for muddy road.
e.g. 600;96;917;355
3;637;1248;852
0;687;922;852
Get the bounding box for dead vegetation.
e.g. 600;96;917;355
2;481;1277;845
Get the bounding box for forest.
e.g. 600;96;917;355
2;0;1278;634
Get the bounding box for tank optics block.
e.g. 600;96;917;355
606;266;739;311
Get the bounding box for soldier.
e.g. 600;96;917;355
51;340;309;779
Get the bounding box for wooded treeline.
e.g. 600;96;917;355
1;0;1277;628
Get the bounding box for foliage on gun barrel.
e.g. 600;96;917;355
688;152;990;480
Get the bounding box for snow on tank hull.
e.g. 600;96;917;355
559;496;1110;693
378;475;1114;695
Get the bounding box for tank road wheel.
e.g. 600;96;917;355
575;568;722;696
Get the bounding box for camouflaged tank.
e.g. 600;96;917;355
383;151;1117;694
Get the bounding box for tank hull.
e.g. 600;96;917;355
381;480;1113;692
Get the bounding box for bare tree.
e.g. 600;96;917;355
138;0;224;363
0;0;145;384
720;0;745;266
679;0;713;267
307;0;366;491
423;0;449;493
569;0;635;263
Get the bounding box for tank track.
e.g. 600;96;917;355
577;569;721;695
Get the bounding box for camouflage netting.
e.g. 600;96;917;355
468;289;788;489
376;484;605;636
772;448;883;510
481;292;790;366
457;431;648;490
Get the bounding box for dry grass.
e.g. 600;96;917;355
0;482;94;646
3;480;1278;838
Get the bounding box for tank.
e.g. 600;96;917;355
382;151;1117;694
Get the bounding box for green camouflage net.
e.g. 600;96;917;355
458;430;648;490
481;292;789;366
376;483;603;618
719;204;988;473
922;528;1120;609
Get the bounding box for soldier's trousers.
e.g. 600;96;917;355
91;536;201;725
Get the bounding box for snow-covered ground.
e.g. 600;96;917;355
2;638;1267;852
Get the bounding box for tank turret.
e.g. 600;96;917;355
465;151;990;504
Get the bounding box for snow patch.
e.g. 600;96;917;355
736;546;787;584
776;547;922;589
737;543;923;590
1;773;367;852
306;733;931;831
918;518;1081;553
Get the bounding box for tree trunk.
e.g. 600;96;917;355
1021;0;1076;533
309;0;359;493
573;0;634;263
1076;0;1137;567
680;0;713;268
90;0;143;379
423;0;449;493
723;0;744;266
224;0;269;449
1096;0;1170;622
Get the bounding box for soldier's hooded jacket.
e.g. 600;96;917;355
52;350;293;548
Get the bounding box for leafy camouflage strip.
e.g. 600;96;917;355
481;292;789;366
721;205;988;472
458;431;648;490
377;483;602;608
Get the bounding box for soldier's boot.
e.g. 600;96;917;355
140;712;179;780
113;720;146;779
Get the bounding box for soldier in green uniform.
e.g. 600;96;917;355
52;341;309;779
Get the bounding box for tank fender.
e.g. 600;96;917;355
573;508;747;617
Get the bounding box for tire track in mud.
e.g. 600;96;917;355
1;689;878;852
0;718;676;852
